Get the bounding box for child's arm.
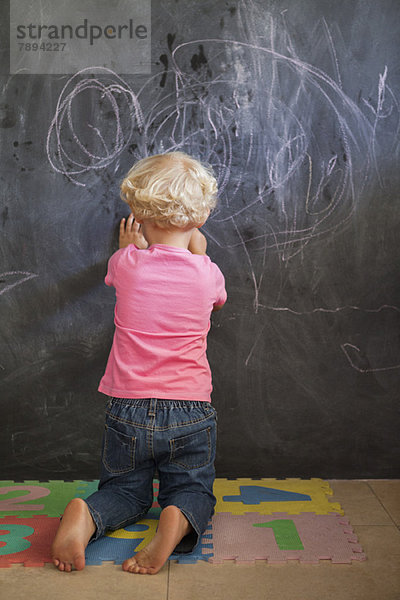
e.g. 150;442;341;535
119;213;148;249
188;229;207;255
189;230;225;312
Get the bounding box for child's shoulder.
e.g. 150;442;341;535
108;244;139;269
111;244;140;258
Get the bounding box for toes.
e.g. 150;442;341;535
53;557;76;572
123;558;146;574
122;558;136;572
131;565;148;574
139;566;150;575
122;553;161;575
128;565;139;574
131;565;141;574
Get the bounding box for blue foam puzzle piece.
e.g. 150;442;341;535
170;533;213;564
85;517;159;565
223;485;312;505
85;536;137;565
85;520;212;566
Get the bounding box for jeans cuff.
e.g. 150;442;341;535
84;500;105;542
172;506;202;554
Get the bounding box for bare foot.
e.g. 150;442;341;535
51;498;96;572
122;505;193;575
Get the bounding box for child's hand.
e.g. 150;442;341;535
188;229;207;255
119;214;148;249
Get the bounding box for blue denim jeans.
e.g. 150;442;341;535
85;398;217;553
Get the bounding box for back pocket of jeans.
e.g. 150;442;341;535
170;427;212;470
102;424;136;474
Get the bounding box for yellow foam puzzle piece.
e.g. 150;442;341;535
213;478;343;515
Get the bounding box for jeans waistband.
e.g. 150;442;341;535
109;397;211;410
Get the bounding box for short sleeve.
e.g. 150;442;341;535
104;248;125;287
212;263;227;307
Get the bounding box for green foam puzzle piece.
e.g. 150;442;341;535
0;481;93;517
0;479;159;518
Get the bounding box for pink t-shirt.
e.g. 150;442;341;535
98;243;227;402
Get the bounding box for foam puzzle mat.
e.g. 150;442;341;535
0;478;366;567
208;512;365;564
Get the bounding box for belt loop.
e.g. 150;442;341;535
148;398;156;417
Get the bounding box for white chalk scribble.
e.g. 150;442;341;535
46;67;144;187
341;343;400;373
46;6;398;271
0;272;38;296
45;2;399;361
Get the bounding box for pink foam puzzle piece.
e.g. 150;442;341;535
208;512;366;565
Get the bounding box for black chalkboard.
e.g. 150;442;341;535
1;0;399;480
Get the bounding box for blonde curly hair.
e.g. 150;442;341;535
120;152;218;228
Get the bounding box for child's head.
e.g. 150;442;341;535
120;152;218;229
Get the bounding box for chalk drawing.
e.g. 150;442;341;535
341;343;400;374
46;67;144;187
266;305;400;316
0;272;38;296
47;8;398;236
45;3;399;320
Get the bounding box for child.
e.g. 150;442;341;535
51;152;227;574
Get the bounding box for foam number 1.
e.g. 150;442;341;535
0;524;34;555
253;519;304;550
0;486;50;512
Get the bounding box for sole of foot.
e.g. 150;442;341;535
122;505;193;575
51;498;96;572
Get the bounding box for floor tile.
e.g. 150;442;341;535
368;480;400;527
0;562;169;600
329;480;393;526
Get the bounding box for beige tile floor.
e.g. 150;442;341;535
0;480;399;600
